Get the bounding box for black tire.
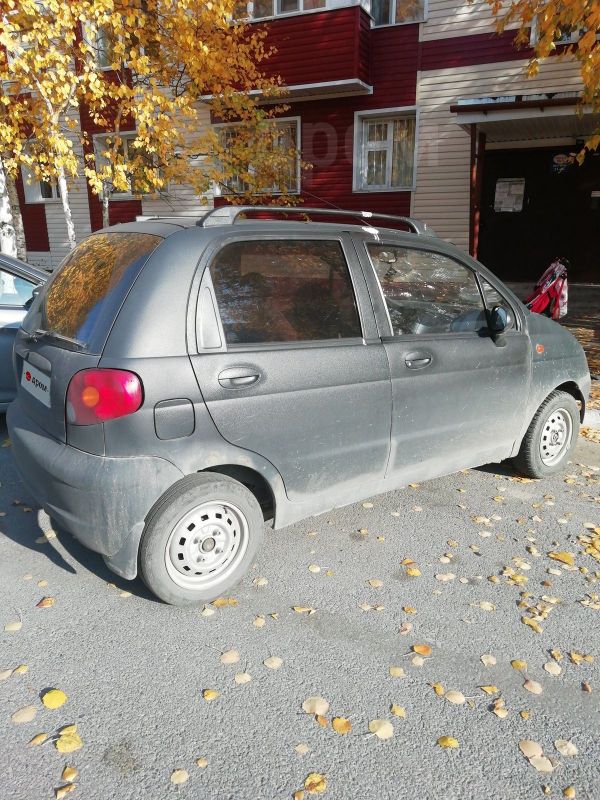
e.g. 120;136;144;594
513;390;580;479
139;473;264;606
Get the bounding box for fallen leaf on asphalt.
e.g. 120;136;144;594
304;772;327;794
480;654;496;667
253;615;266;628
0;669;12;681
522;617;543;634
4;620;22;632
332;717;351;735
201;606;215;617
202;688;220;702
302;697;329;716
403;606;416;614
519;740;543;759
405;567;421;577
437;736;459;749
412;655;425;667
61;767;78;782
390;704;406;717
399;622;413;635
28;733;48;746
435;573;456;582
211;597;237;608
369;719;394;740
55;784;76;799
582;681;592;693
170;769;189;785
555;739;578;757
308;565;321;574
471;601;496;611
234;672;251;685
37;579;48;587
431;682;445;696
196;757;208;768
264;656;283;670
292;606;316;615
412;644;432;657
362;501;374;508
479;685;499;695
389;666;405;678
295;744;310;755
253;577;268;587
544;661;562;676
368;578;383;588
220;650;240;665
563;787;576;799
520;710;530;720
569;651;593;665
493;706;509;719
444;690;466;705
12;664;28;675
42;689;67;709
11;705;38;724
548;551;575;566
511;659;528;671
529;755;554;773
119;591;131;598
523;679;543;695
55;731;82;753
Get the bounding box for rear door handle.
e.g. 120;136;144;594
218;367;261;388
405;354;432;370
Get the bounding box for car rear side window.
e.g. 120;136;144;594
366;244;487;336
209;240;362;344
40;232;160;353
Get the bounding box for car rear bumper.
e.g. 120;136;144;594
7;402;184;578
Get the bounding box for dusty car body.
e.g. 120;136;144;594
7;207;590;605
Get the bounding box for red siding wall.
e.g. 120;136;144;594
421;29;532;71
16;172;50;252
262;6;371;86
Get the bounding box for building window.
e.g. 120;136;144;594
216;119;300;196
93;132;154;197
250;0;325;19
21;166;60;204
371;0;426;26
354;112;416;192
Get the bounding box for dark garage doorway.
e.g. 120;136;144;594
478;147;600;283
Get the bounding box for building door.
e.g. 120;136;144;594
478;147;600;284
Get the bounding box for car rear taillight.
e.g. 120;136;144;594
66;369;143;426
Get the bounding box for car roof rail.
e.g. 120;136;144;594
197;205;435;236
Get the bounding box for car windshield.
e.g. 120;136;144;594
36;232;160;353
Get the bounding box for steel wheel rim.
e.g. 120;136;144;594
539;407;573;466
165;500;249;590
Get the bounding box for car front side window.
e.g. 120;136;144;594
209;239;362;345
366;244;487;337
0;270;35;308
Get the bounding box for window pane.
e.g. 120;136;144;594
40;181;54;199
210;240;362;344
0;271;35;307
480;278;515;329
253;0;274;17
395;0;425;23
279;0;299;11
371;0;391;25
303;0;326;8
367;121;388;143
390;117;415;187
367;149;387;186
367;245;486;335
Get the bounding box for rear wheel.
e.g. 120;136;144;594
513;390;579;478
139;473;264;606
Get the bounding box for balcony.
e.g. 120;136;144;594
258;3;373;101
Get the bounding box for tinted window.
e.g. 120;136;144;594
40;232;160;352
480;277;515;330
210;240;361;344
367;244;486;335
0;270;35;307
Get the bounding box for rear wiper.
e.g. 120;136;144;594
28;329;86;349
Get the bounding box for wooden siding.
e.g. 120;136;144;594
261;5;371;86
421;0;518;42
411;58;584;252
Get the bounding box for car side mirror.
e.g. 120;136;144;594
489;305;509;334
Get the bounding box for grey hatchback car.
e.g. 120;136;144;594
7;206;590;605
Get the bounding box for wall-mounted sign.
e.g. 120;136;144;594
552;153;576;174
494;178;525;213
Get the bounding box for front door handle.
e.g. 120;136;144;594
218;367;261;388
405;354;432;370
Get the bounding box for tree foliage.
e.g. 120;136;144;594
485;1;600;151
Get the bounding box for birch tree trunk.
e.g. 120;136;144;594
102;181;110;229
6;174;27;261
56;165;76;250
0;155;17;257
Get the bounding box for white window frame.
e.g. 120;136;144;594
529;16;597;46
370;0;427;28
20;165;61;204
93;131;146;200
353;106;418;193
213;116;302;197
245;0;365;22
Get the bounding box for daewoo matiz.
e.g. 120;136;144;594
7;206;590;605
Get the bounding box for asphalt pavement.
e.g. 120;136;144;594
1;419;599;800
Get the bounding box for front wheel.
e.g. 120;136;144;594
513;390;580;479
139;473;264;606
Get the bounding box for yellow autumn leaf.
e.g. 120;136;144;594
302;697;329;716
61;767;77;782
437;735;459;749
548;551;575;566
479;685;499;695
406;567;421;577
332;717;351;735
42;689;67;709
292;606;316;615
36;596;55;608
55;784;76;800
202;688;220;702
413;644;432;657
263;656;283;670
390;704;406;718
55;732;83;753
403;606;417;614
369;719;394;740
315;714;328;728
28;732;48;746
522;616;543;634
511;659;528;671
304;772;327;794
211;597;237;607
170;769;189;785
431;682;445;696
196;757;209;768
220;650;240;665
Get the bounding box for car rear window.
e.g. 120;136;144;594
40;232;160;353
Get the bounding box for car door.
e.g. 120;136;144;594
0;265;41;407
354;236;531;484
189;231;392;503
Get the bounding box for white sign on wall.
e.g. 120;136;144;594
494;178;526;213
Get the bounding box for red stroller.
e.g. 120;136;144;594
524;258;569;320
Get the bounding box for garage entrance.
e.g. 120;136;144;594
478;146;600;283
